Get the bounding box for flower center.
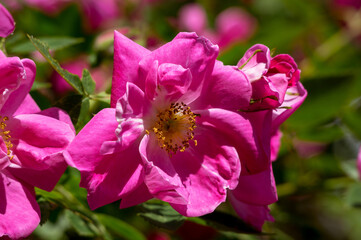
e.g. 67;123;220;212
0;116;13;160
151;102;198;155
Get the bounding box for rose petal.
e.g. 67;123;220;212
196;60;251;111
229;192;274;232
13;94;41;115
237;44;271;82
170;124;240;217
1;59;36;116
111;31;151;107
0;170;40;239
138;32;219;103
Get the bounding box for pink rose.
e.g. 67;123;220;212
0;51;75;239
67;32;263;217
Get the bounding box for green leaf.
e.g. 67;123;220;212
65;210;96;237
82;69;96;95
346;183;361;207
138;202;186;231
10;36;83;54
36;188;65;202
76;97;90;130
28;35;84;94
97;214;146;240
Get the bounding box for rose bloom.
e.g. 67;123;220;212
201;44;307;230
0;51;75;238
67;31;266;217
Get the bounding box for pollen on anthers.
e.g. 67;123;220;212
151;102;199;156
0;116;14;160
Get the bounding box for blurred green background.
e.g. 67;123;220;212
2;0;361;239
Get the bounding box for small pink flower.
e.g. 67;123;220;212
79;0;121;30
23;0;71;14
0;51;75;239
215;7;257;49
0;3;15;38
178;4;256;49
67;32;264;217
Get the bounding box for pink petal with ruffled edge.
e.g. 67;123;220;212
0;3;15;38
237;44;270;82
138;32;219;104
228;191;274;231
139;134;189;205
112;31;151;107
0;170;40;239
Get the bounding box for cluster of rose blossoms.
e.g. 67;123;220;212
0;3;307;239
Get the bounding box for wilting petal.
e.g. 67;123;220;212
170;124;240;217
1;59;36;116
271;82;307;131
237;44;270;82
111;31;151;107
0;170;40;239
228;192;274;231
0;3;15;38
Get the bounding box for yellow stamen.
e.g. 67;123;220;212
150;102;198;156
0;116;13;160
